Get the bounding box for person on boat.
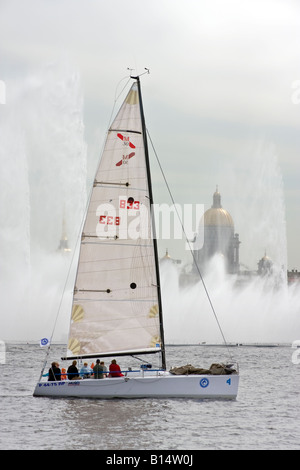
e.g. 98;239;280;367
48;362;61;381
100;361;107;377
109;359;124;378
80;362;92;379
67;360;80;380
93;359;104;379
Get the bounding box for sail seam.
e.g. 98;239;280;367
81;241;154;247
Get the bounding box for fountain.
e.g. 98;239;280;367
161;142;300;345
0;62;87;342
161;256;300;345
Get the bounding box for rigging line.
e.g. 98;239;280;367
147;129;233;362
94;76;132;173
131;355;154;364
107;75;132;129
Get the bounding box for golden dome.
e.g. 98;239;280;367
202;187;234;227
204;207;234;227
162;249;171;260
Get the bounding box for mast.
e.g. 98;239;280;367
132;75;166;370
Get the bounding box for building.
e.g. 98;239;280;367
160;249;181;265
257;252;273;276
287;269;300;286
193;188;240;274
58;217;71;253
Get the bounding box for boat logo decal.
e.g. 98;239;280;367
200;378;209;388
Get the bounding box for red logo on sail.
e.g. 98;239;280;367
116;152;135;167
117;133;135;149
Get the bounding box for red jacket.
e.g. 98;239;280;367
109;363;124;377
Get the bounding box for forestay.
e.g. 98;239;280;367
66;82;163;361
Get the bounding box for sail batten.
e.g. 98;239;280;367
109;129;142;134
62;348;162;362
66;80;164;363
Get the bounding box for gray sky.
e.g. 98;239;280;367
1;0;300;272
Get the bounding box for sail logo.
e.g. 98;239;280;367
117;133;135;148
116;134;136;166
116;152;135;166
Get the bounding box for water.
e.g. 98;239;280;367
0;342;299;450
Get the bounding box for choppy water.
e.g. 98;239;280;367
0;343;299;450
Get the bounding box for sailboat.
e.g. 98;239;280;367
34;75;239;399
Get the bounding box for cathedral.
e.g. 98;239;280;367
193;188;240;274
166;187;296;287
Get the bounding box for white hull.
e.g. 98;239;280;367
33;372;239;399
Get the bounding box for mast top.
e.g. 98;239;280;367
129;68;150;80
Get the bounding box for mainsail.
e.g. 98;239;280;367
65;80;165;364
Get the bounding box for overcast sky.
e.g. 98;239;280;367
1;0;300;272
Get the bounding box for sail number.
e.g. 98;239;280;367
99;199;140;225
99;215;120;225
120;199;140;210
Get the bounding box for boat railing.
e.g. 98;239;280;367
42;363;239;381
42;368;167;381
